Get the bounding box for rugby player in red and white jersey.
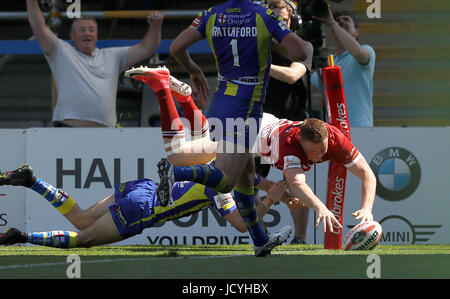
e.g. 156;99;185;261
254;113;377;232
126;68;373;233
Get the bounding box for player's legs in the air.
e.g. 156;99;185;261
125;66;185;146
125;66;216;167
125;66;208;140
161;94;262;194
169;75;209;140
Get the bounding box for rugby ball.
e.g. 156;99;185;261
343;221;382;251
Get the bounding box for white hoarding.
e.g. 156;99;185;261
0;127;448;246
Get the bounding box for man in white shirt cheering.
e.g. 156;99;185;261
26;0;164;127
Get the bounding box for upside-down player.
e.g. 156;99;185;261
126;66;376;233
124;66;297;250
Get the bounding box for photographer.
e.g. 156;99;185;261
311;5;376;127
265;0;313;121
258;0;313;245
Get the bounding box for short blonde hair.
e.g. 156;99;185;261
300;118;329;143
268;0;294;17
71;16;97;32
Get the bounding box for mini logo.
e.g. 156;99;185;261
379;215;441;245
370;147;421;201
347;215;442;245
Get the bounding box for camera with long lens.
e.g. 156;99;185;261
39;0;53;11
255;0;342;61
298;0;328;51
295;0;342;68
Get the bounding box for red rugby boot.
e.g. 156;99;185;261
125;65;170;93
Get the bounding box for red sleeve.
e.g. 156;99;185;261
326;124;361;167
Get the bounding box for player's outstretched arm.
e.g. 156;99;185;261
255;180;306;224
283;167;342;233
348;155;376;222
255;176;302;209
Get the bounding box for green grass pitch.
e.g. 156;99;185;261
0;244;449;279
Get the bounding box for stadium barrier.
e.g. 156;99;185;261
0;39;212;55
0;10;199;21
0;127;448;246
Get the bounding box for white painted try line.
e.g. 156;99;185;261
0;254;249;270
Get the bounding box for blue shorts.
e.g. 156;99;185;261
206;94;262;149
109;179;157;238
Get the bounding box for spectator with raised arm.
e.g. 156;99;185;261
26;0;163;127
311;7;376;127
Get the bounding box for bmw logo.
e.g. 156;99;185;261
370;147;421;201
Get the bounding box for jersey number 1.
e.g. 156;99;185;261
230;39;240;67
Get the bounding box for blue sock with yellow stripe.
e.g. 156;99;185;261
234;186;268;247
27;230;77;248
31;179;76;215
173;164;228;193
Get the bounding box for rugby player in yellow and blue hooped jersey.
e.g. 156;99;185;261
164;0;309;253
0;166;245;248
194;1;295;139
0;164;290;257
197;4;287;104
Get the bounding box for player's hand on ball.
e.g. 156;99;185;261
352;208;373;222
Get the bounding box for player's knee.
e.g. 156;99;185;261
65;211;94;231
76;217;98;231
75;231;95;248
225;173;243;192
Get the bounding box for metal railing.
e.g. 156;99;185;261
0;39;211;55
0;9;202;72
0;10;199;21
